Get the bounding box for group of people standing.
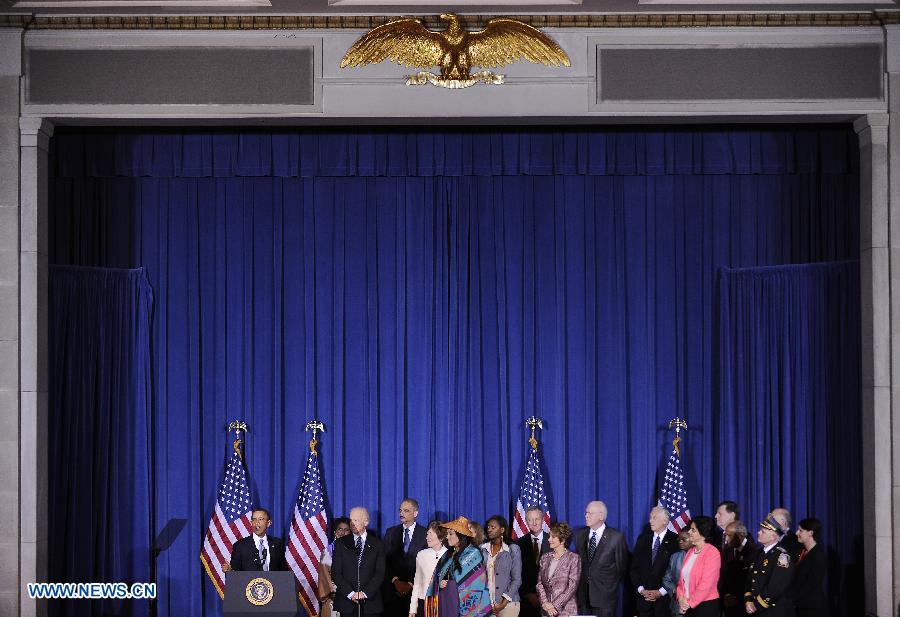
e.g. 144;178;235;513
226;498;827;617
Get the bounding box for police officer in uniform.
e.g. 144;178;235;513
744;517;794;616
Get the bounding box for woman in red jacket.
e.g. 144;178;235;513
675;516;721;616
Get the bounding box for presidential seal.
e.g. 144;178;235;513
245;577;275;606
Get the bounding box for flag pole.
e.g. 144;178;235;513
659;417;691;533
512;416;550;539
201;419;254;599
290;419;330;617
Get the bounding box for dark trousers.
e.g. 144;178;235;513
578;606;616;617
637;594;673;617
383;588;412;617
519;593;542;617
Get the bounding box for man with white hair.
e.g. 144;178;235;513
629;506;679;617
331;506;386;617
575;500;628;617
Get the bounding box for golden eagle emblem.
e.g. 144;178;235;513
340;13;571;89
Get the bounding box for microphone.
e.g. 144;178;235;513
262;548;268;571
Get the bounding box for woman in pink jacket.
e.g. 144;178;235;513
675;516;720;617
536;523;581;617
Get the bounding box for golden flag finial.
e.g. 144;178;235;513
228;420;249;461
668;417;688;457
305;420;326;454
525;416;543;451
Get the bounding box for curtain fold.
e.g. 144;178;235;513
49;128;856;178
49;265;154;617
716;261;862;616
47;127;861;617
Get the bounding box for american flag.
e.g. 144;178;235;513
658;446;691;532
287;449;329;617
511;446;551;540
200;438;254;598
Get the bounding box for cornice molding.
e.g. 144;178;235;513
0;11;898;29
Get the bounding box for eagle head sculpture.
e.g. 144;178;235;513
340;13;570;84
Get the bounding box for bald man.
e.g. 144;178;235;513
331;507;386;616
575;501;628;617
770;508;802;560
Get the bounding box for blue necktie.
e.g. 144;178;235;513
403;527;411;553
588;532;598;561
258;538;266;569
652;535;661;563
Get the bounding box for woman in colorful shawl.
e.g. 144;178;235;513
425;516;494;617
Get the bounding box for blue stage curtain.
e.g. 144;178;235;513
47;127;861;617
48;265;154;617
717;262;862;615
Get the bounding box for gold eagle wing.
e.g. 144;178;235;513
467;18;571;69
340;19;445;70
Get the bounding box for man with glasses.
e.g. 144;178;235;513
228;507;289;571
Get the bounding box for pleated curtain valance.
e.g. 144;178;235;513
49;127;857;179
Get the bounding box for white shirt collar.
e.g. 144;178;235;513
591;524;606;539
530;531;544;543
762;542;777;553
403;522;417;533
254;533;269;546
354;531;368;544
653;530;667;543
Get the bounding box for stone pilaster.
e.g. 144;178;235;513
855;111;893;617
18;115;51;617
0;26;21;617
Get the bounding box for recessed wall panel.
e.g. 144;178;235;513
599;45;883;101
26;48;314;105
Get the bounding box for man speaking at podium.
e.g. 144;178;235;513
229;508;289;572
332;506;386;617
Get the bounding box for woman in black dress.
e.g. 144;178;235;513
793;518;827;617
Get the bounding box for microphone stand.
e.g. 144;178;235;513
356;540;364;617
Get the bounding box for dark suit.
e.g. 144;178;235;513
719;540;758;617
575;526;628;617
710;526;725;552
382;523;427;616
229;534;289;572
777;531;803;561
793;544;827;617
517;533;551;617
629;529;678;617
332;532;387;616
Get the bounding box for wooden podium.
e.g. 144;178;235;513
224;571;300;617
